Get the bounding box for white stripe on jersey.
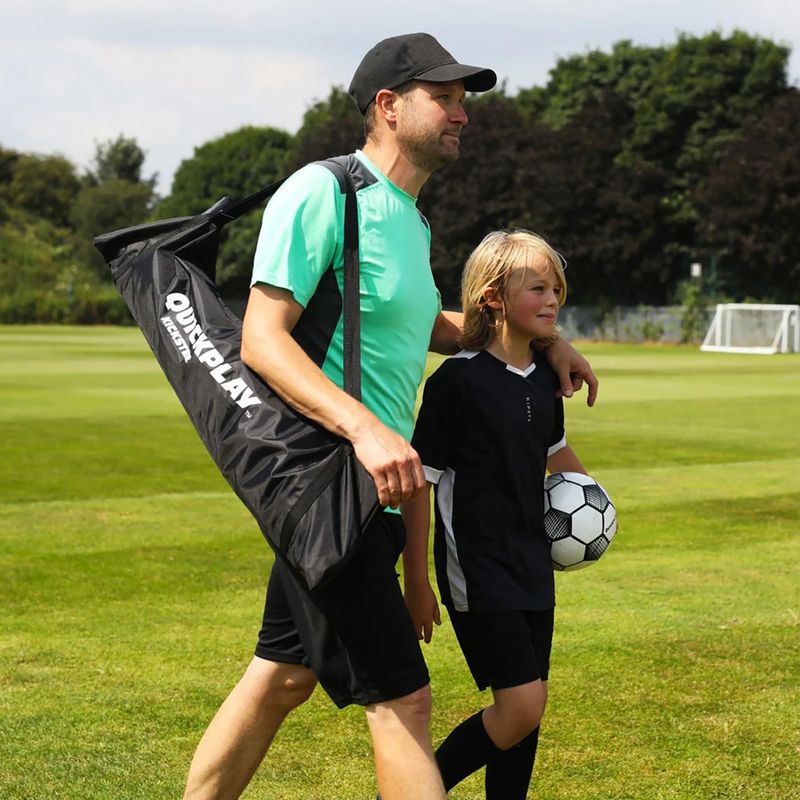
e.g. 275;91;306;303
547;434;567;457
423;465;443;484
437;467;469;611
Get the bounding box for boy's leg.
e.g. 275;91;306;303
435;709;499;790
434;681;546;791
483;682;547;799
484;727;540;800
366;685;447;800
183;656;317;800
482;680;547;749
435;608;553;793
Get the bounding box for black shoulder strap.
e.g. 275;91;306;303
211;158;362;402
319;159;361;402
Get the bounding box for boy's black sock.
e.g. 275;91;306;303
484;726;540;800
434;710;501;790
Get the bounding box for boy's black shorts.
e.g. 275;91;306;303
255;512;430;708
448;607;555;691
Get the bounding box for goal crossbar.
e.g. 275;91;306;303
701;303;800;354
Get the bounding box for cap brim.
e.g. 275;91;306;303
414;63;497;92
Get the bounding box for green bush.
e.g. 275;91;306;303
0;286;133;325
0;209;132;324
0;286;131;325
677;280;712;343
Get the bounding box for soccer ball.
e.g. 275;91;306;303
543;472;617;571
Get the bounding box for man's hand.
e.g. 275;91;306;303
404;578;441;643
351;420;426;508
544;337;599;407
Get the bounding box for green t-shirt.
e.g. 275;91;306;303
251;150;441;443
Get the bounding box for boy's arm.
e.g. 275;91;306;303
547;446;619;532
547;444;588;476
400;487;441;643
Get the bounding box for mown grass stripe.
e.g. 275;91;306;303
2;327;799;800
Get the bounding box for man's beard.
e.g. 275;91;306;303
397;122;460;175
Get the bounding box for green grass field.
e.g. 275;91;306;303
1;326;799;800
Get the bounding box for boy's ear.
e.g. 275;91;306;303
482;286;503;310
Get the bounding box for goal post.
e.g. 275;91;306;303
701;303;800;354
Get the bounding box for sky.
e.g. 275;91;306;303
1;0;797;194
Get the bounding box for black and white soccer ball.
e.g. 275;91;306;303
543;472;617;571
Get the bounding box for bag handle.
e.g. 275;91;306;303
211;179;288;224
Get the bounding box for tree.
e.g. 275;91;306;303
86;134;156;189
156;125;292;293
70;136;158;275
4;153;80;228
518;31;789;178
0;197;131;325
517;40;661;129
514;91;672;305
516;32;791;276
158;126;291;217
0;146;19;185
637;32;788;174
71;179;155;244
419;92;533;302
420;90;671;306
0;147;20;224
284;86;363;172
694;90;800;301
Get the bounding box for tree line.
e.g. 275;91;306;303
1;31;798;324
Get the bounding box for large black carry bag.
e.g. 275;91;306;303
94;158;380;591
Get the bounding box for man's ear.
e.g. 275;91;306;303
374;88;400;125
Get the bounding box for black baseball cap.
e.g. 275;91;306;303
348;32;497;114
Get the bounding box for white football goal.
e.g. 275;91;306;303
701;303;800;354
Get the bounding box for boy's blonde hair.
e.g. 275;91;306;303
459;229;567;351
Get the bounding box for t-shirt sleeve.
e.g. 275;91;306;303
547;395;567;457
411;366;461;485
250;164;341;308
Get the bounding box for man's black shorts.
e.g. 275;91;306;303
448;607;554;691
255;512;430;708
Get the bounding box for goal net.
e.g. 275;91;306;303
701;304;800;354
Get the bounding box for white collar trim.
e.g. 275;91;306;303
506;362;537;377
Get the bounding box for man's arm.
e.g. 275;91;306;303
241;283;425;508
400;487;440;643
428;310;463;355
539;337;599;407
429;310;599;405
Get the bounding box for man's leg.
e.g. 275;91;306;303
183;656;317;800
365;684;446;800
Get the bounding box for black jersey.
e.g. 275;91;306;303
411;350;566;612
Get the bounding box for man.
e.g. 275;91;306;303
183;32;597;800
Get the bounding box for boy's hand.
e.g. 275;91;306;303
404;579;441;643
